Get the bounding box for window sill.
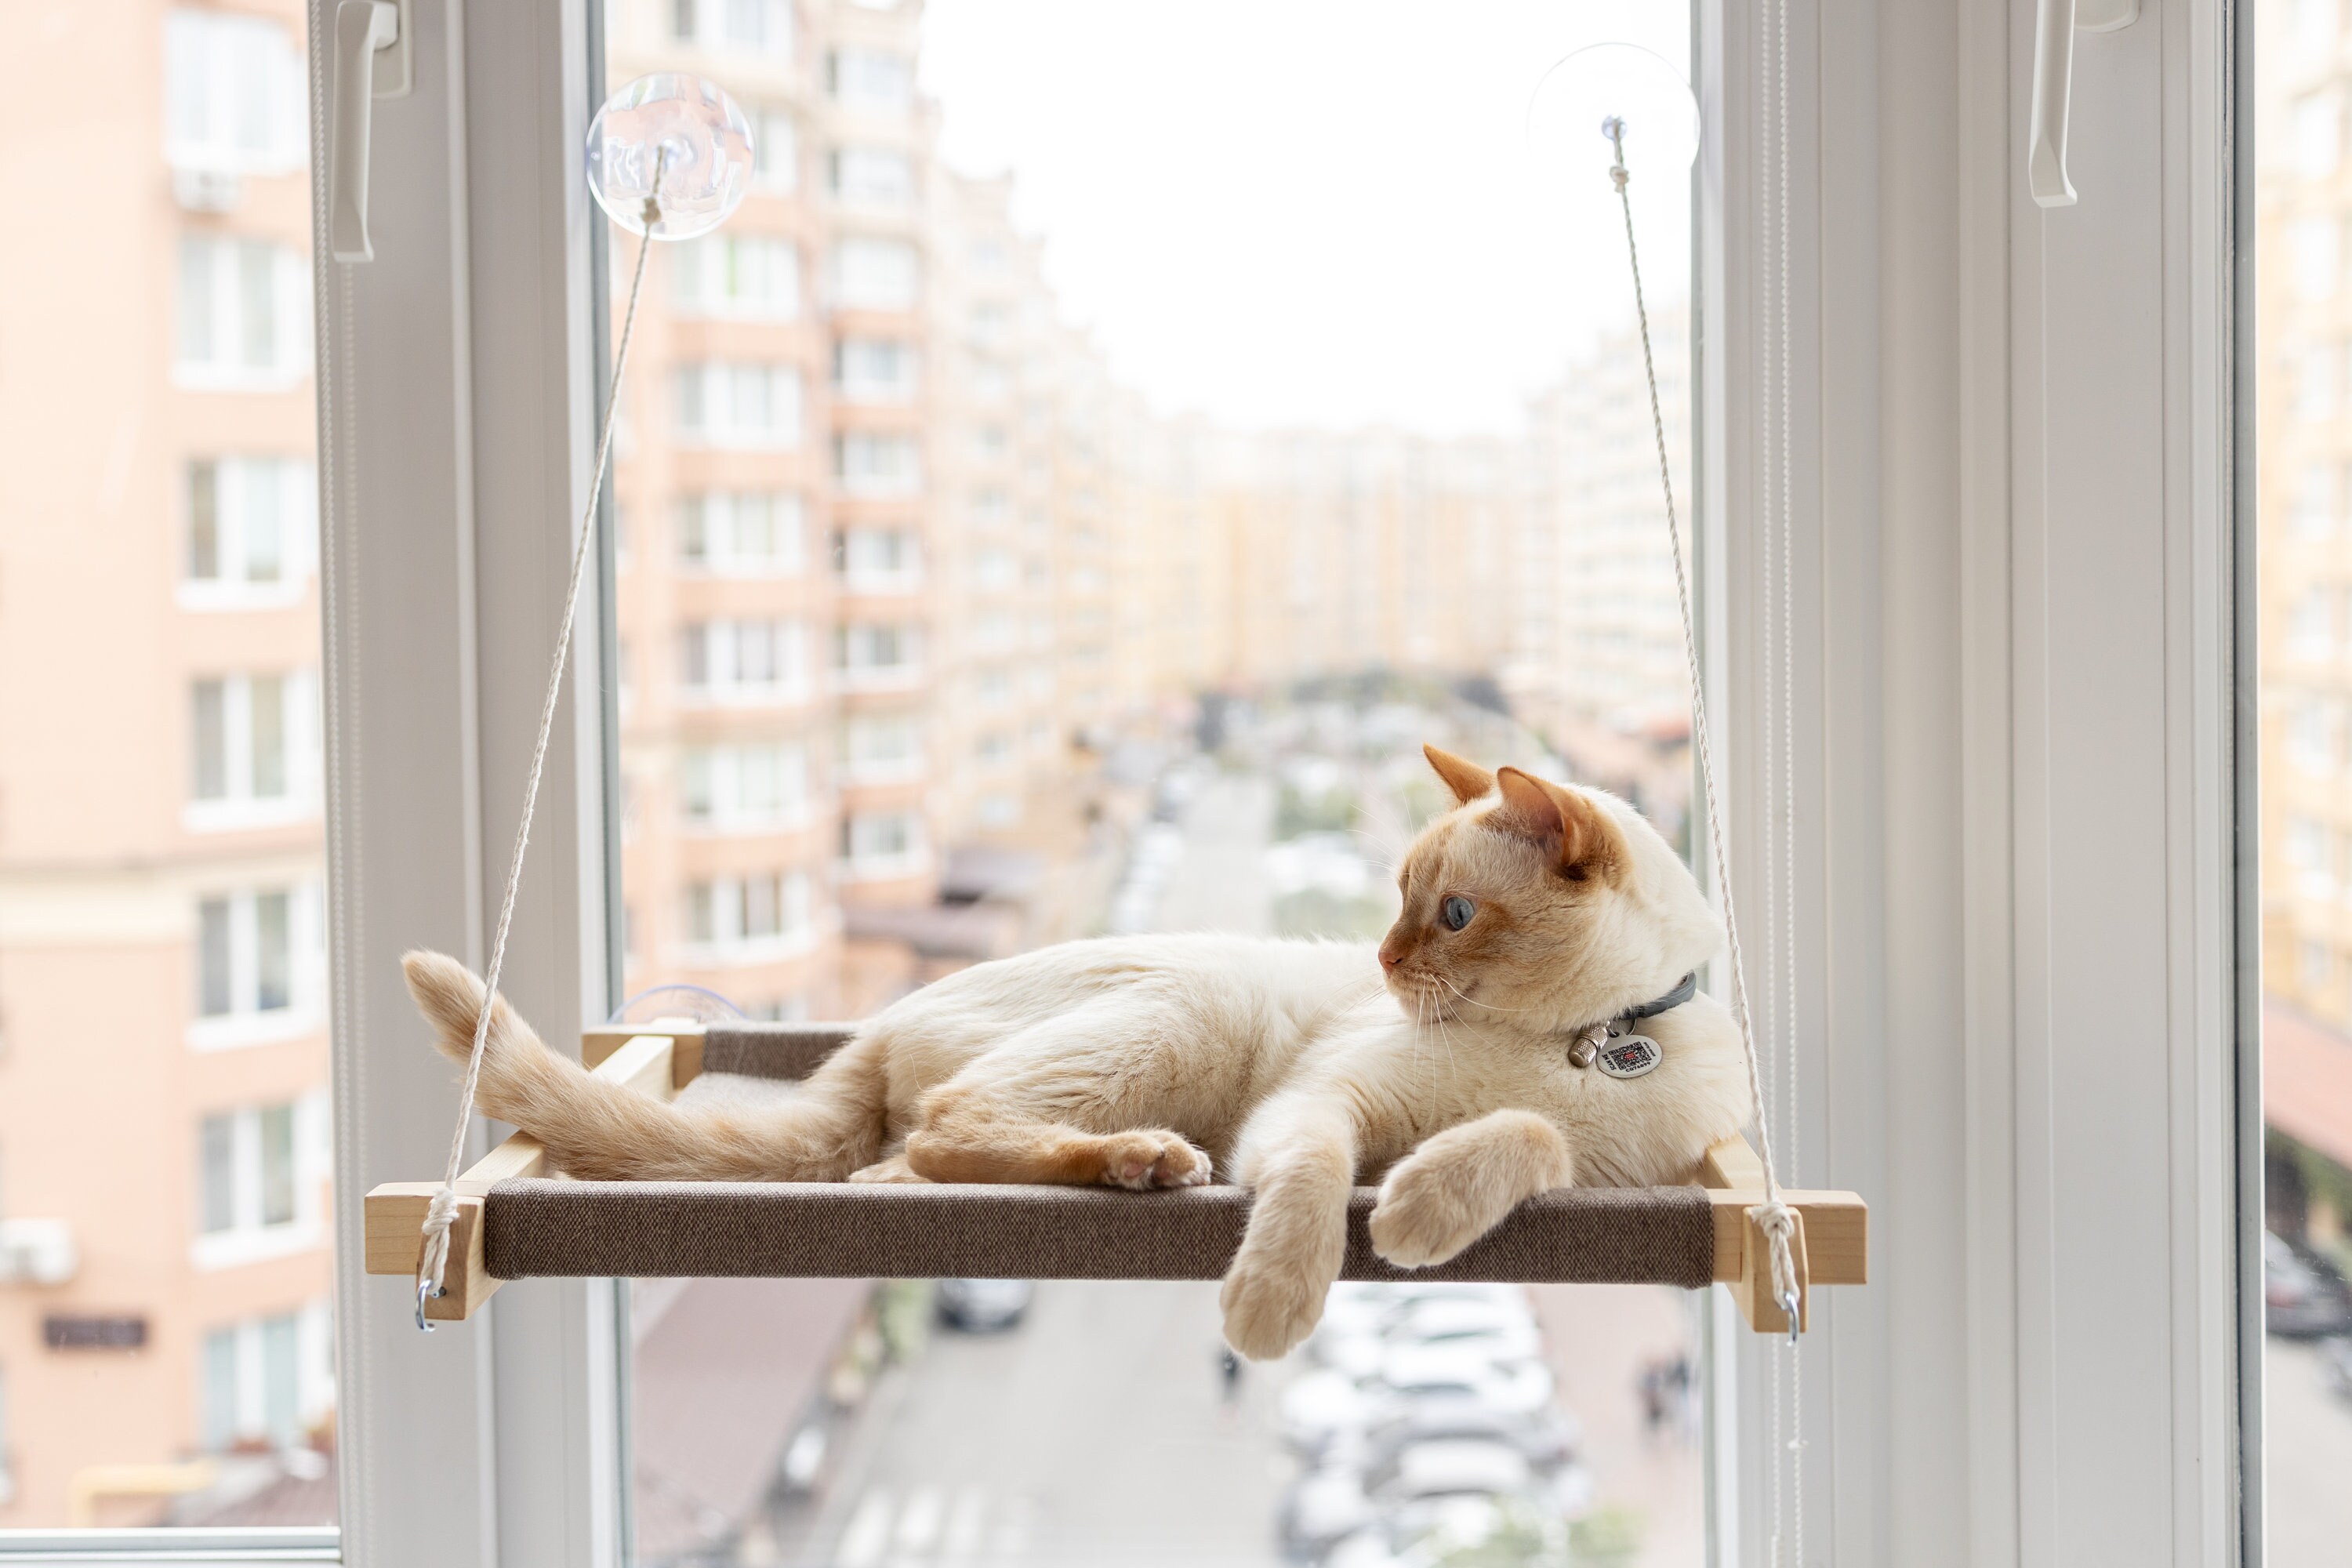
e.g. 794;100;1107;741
187;1008;325;1052
191;1221;323;1273
183;800;321;834
177;582;312;613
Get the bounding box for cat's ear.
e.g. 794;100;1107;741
1424;743;1495;805
1490;768;1623;882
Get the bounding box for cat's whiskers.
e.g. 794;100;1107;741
1431;972;1536;1014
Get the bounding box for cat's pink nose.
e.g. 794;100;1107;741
1378;944;1403;971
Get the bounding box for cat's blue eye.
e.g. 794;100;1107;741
1441;895;1475;931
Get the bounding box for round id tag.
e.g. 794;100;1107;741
1596;1032;1663;1080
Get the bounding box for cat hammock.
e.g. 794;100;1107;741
365;1021;1866;1327
365;68;1866;1338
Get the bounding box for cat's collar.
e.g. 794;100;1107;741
1566;971;1697;1070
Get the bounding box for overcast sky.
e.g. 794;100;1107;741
919;0;1693;438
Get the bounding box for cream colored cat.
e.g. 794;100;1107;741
403;745;1751;1359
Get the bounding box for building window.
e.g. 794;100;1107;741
2291;701;2340;776
194;1098;324;1269
976;792;1022;828
835;338;920;403
188;670;320;829
829;48;913;114
177;238;310;389
841;811;925;879
681;742;809;831
679;492;804;575
831;146;915;209
675;361;802;448
184;457;316;602
2296;90;2343;180
201;1301;330;1452
679;619;808;705
2293;462;2343;540
830;237;921;310
751;106;797;191
842;714;924;784
833;431;923;496
194;885;324;1046
684;871;812;960
2291;815;2336;899
673;234;799;320
2290;586;2336;660
973;546;1018;592
165;9;305;176
670;0;793;59
2298;0;2342;49
835;622;923;690
837;527;922;591
2296;216;2344;303
0;1362;11;1507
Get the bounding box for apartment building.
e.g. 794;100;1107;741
0;0;335;1526
2259;0;2352;1029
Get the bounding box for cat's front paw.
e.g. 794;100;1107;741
1370;1154;1499;1268
1098;1130;1211;1190
1219;1249;1326;1361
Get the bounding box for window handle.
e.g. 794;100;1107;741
328;0;411;263
2028;0;2140;208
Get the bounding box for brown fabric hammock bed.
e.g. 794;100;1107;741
365;1021;1867;1334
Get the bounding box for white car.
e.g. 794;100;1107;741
1377;1345;1556;1417
1279;1367;1388;1457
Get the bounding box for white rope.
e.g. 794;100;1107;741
415;198;659;1328
1601;124;1802;1337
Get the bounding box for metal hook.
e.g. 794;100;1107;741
1777;1286;1801;1346
416;1276;446;1333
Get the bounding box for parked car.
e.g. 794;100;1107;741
1279;1440;1592;1563
1377;1345;1557;1417
2264;1231;2352;1338
2323;1335;2352;1403
934;1278;1035;1332
1350;1396;1581;1475
1279;1368;1388;1458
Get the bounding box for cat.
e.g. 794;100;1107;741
402;743;1752;1360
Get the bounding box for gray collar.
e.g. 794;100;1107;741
1564;971;1696;1066
1619;971;1697;1023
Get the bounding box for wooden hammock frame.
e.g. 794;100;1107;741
365;1020;1867;1334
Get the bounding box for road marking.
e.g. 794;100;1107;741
940;1484;988;1563
893;1485;945;1554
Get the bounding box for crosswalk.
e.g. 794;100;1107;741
828;1484;1040;1568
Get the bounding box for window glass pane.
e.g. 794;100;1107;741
606;2;1700;1562
2;0;336;1531
2260;5;2352;1555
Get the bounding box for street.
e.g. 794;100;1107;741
2267;1338;2352;1564
797;751;1705;1566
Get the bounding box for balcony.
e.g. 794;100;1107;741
0;1218;78;1286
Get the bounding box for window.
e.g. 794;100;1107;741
680;618;809;705
834;622;922;690
2300;0;2342;52
671;0;793;59
176;237;310;387
836;336;921;402
193;884;325;1046
680;491;804;575
751;104;798;190
673;234;800;319
833;430;922;495
830;47;914;114
841;714;923;784
681;742;810;831
194;1098;324;1268
200;1302;331;1453
832;146;916;208
183;456;317;603
837;526;921;590
840;809;924;878
831;235;922;310
2299;89;2345;180
684;871;813;959
165;9;304;177
676;361;803;448
188;670;321;829
0;1363;11;1508
2298;215;2344;302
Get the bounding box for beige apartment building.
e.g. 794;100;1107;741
0;0;335;1528
2259;0;2352;1026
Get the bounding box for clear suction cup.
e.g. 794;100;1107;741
608;983;746;1025
586;72;754;240
1526;43;1701;183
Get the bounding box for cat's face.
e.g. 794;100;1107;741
1377;745;1721;1033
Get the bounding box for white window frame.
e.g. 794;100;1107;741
1693;0;2241;1562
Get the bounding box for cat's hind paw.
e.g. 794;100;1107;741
1098;1129;1212;1190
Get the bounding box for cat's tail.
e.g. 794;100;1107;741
401;950;887;1181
